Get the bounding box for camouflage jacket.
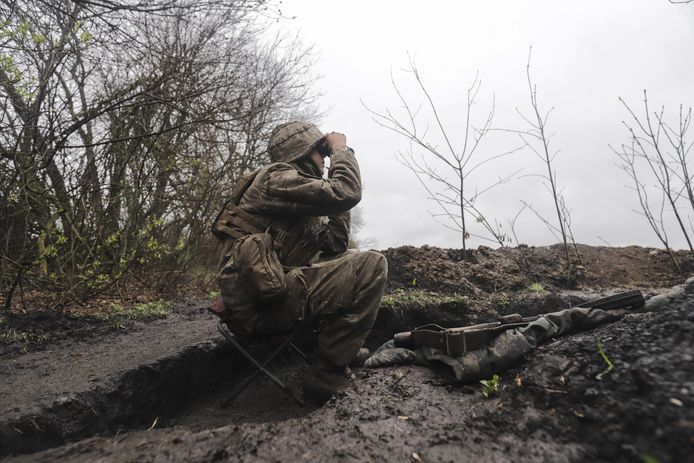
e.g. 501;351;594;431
221;147;362;267
216;147;362;331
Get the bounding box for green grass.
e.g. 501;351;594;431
0;300;171;352
130;300;169;320
0;328;50;353
104;300;170;328
380;289;468;310
496;292;511;306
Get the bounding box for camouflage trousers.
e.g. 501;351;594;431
219;250;388;367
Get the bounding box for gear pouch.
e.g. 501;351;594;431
231;232;287;304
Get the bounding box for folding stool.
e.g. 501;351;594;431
209;299;309;407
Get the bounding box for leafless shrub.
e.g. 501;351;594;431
612;90;693;267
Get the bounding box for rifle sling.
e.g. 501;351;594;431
409;322;531;357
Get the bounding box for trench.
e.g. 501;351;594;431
0;337;318;458
0;291;586;458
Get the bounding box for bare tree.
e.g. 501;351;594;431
612;90;693;265
503;48;576;266
615;137;678;266
365;56;522;251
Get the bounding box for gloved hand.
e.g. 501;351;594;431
363;340;421;368
325;132;347;152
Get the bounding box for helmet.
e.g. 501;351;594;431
268;121;324;163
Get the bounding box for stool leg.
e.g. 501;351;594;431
218;321;305;407
222;339;309;406
289;342;310;363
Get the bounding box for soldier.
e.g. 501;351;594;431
214;121;387;404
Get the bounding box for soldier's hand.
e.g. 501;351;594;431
325;132;347;152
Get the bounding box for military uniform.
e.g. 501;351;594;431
216;121;387;370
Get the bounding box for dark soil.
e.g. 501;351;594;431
0;311;113;358
382;244;694;293
1;244;692;462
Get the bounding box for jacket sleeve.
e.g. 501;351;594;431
243;148;362;217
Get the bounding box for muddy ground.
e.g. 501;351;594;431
1;244;692;462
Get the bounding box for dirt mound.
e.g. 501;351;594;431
382;244;694;293
2;244;688;359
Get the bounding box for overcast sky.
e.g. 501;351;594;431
272;0;694;250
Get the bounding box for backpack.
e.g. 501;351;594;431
212;170;261;241
212;170;287;304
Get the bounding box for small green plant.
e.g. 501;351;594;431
207;289;221;299
497;292;510;306
131;300;168;320
103;300;169;328
104;302;126;328
480;374;501;398
596;340;614;380
641;454;660;463
528;282;545;293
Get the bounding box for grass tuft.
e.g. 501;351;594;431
528;282;545;293
104;300;170;328
381;289;468;310
0;328;50;353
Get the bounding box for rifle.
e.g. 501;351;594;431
392;290;645;357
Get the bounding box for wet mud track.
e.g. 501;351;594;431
2;284;693;462
0;300;234;455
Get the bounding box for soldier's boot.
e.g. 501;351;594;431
303;357;350;404
352;347;371;366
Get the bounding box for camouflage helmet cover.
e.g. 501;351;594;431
268;121;324;163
